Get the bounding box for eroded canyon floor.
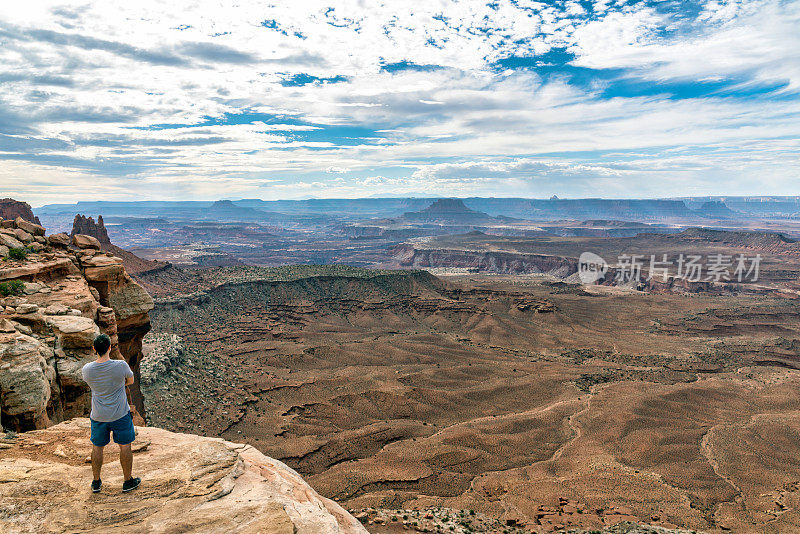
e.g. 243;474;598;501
140;267;800;533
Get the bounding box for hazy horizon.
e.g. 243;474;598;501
22;194;800;211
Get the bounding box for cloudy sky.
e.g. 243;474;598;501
0;0;798;205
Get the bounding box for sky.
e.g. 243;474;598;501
0;0;798;205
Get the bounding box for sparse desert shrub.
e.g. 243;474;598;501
8;247;28;260
0;280;24;297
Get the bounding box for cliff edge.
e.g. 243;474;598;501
0;418;367;533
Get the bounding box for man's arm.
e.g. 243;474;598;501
124;364;135;413
125;384;136;414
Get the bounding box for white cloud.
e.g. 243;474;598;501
570;0;800;91
0;0;798;202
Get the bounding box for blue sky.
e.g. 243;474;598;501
0;0;798;205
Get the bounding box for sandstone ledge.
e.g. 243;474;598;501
0;418;367;533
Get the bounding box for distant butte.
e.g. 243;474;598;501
402;198;508;223
418;198;480;215
693;200;738;219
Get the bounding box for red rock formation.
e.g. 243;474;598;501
0;215;153;431
70;213;169;276
71;214;110;244
0;198;40;225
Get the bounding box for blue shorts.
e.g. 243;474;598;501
90;413;136;446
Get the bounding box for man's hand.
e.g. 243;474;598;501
130;404;136;413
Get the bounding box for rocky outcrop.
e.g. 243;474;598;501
0;213;153;431
0;199;40;225
140;333;185;387
71;213;170;276
70;214;110;244
0;418;367;533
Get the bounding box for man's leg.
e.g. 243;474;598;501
119;443;132;481
91;444;104;481
113;413;139;492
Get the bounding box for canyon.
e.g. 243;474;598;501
138;262;800;533
34;197;800;274
7;196;800;533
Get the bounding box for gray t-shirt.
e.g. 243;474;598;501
81;359;133;422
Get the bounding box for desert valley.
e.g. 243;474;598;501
3;195;800;533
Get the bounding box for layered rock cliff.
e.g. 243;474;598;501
0;215;153;430
391;243;580;277
0;418;367;534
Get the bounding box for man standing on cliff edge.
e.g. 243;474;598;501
81;333;141;494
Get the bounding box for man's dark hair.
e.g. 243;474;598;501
93;333;111;355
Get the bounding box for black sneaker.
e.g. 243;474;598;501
91;479;102;493
122;477;141;493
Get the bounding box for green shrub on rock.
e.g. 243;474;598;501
8;247;28;261
0;280;25;296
